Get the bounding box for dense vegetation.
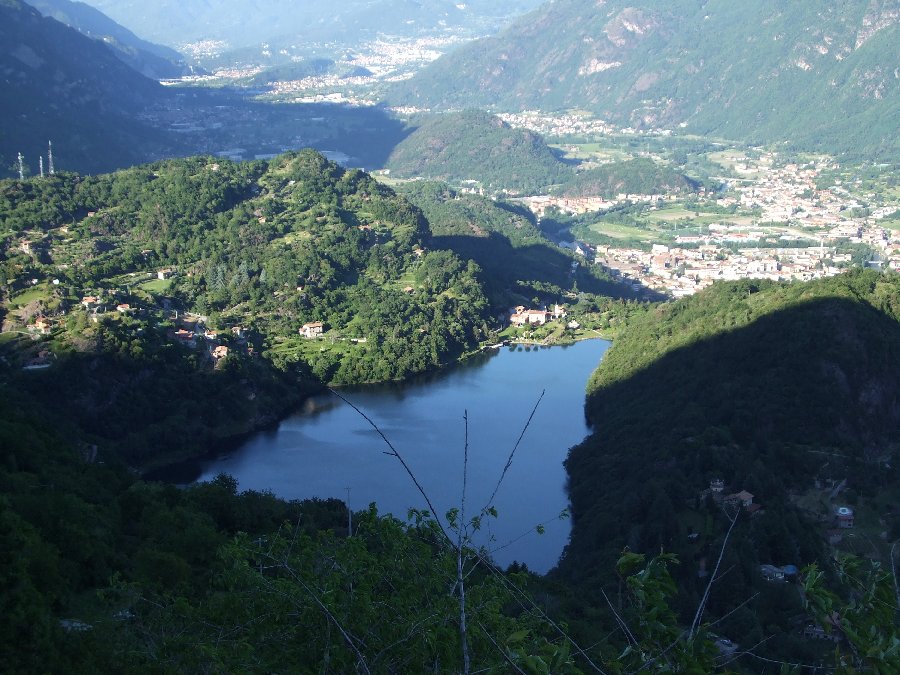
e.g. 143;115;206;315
560;157;699;198
387;111;697;197
0;151;494;465
399;180;635;304
390;0;900;160
559;270;900;665
0;388;591;672
2;272;896;671
387;110;571;194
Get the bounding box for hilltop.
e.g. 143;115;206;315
559;270;900;658
390;0;900;159
386;110;697;198
386;110;570;193
0;150;490;466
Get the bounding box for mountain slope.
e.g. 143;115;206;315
0;0;170;175
558;270;900;653
77;0;544;48
0;150;491;467
390;0;900;158
386;110;570;193
25;0;191;78
385;110;698;197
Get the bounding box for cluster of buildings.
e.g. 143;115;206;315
497;111;621;138
549;152;899;298
509;305;569;327
518;193;679;217
594;242;855;298
167;316;248;363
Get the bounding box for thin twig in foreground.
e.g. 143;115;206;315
483;389;545;511
328;387;451;543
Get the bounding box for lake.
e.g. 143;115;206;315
193;339;609;573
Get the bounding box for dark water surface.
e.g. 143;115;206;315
195;339;610;573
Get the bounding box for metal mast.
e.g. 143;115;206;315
17;153;24;180
48;140;55;175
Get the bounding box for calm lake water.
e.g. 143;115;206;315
194;339;610;573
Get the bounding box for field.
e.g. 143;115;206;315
139;278;172;293
549;142;631;165
8;286;51;308
570;201;762;245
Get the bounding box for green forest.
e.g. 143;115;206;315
1;153;897;672
386;111;698;197
0;151;496;466
559;270;900;668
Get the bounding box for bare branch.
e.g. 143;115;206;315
689;508;739;640
328;388;452;543
458;410;471;675
483;389;545;512
472;550;609;675
601;588;639;649
890;540;900;610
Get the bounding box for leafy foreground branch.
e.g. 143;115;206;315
100;507;582;673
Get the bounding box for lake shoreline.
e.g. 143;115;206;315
143;337;609;485
178;339;611;572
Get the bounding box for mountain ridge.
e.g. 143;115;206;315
0;0;171;175
389;0;900;158
24;0;192;78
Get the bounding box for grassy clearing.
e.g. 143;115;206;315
139;278;172;294
708;149;746;171
268;334;354;360
8;286;51;308
583;221;653;240
550;143;631;164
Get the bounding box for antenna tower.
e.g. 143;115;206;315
48;140;55;175
17;153;24;180
39;156;44;178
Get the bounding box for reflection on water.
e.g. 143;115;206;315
193;340;610;573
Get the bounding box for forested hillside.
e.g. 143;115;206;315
559;270;900;663
0;150;491;466
386;110;698;197
400;180;633;303
25;0;192;78
386;110;570;194
390;0;900;158
0;0;171;175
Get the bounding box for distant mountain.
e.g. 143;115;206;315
76;0;544;49
0;0;170;176
390;0;900;159
25;0;193;79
